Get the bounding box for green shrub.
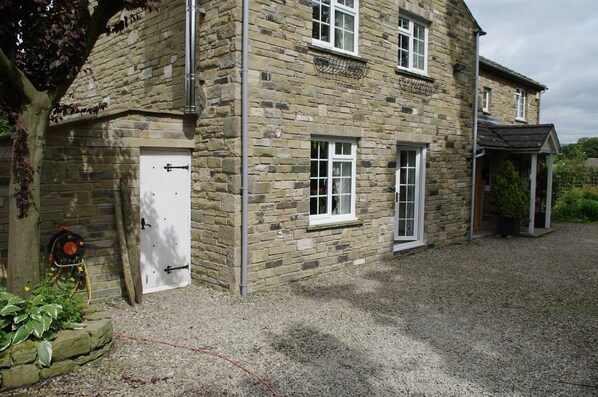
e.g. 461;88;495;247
495;161;529;219
553;187;598;223
0;279;84;367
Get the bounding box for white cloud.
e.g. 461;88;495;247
466;0;598;144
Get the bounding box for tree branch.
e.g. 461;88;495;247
52;1;141;104
0;48;42;107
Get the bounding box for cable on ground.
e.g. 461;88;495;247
114;333;279;397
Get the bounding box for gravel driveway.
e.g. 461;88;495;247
6;223;597;397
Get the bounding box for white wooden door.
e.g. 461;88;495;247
140;149;191;294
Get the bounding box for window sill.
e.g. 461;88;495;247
393;240;426;252
307;219;363;232
482;110;491;115
308;44;369;63
395;67;434;82
515;118;528;124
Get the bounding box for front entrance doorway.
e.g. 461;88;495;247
140;149;191;294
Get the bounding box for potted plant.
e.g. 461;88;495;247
495;160;529;237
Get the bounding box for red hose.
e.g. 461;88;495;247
114;333;279;397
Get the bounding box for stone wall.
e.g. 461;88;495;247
479;67;541;125
0;306;112;390
191;0;479;292
67;2;188;112
0;111;194;300
2;0;480;297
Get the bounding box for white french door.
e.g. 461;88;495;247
394;146;426;249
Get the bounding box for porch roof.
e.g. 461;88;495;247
477;123;562;155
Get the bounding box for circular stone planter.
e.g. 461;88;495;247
0;306;113;390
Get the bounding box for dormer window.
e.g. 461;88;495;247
398;15;428;74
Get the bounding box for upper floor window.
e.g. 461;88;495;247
310;138;357;225
515;88;526;120
398;15;428;74
482;87;491;113
312;0;359;55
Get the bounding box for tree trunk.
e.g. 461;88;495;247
7;98;52;297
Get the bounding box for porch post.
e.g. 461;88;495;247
529;153;538;235
545;153;554;229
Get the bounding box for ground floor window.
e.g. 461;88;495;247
394;145;426;251
310;137;357;225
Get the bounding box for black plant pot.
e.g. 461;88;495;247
534;212;546;228
497;216;521;237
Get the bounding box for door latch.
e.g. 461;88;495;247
141;217;152;230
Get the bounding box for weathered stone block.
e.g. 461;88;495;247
51;330;92;361
1;364;40;389
10;341;37;365
40;360;75;380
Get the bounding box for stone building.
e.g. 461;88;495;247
473;56;561;235
1;0;486;299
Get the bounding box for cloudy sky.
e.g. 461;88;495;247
465;0;598;144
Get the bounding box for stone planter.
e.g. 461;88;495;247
0;306;113;390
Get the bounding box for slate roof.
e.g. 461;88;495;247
479;56;547;91
478;123;561;154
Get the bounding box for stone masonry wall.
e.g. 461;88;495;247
191;0;242;292
479;68;541;125
0;111;194;300
226;0;479;292
68;2;188;112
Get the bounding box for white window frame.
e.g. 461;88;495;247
397;14;428;75
312;0;359;56
309;137;357;225
394;145;426;252
515;88;526;120
482;87;491;113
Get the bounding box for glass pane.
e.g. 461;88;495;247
319;141;328;158
399;203;406;218
406;203;414;218
310;178;318;193
408;168;415;184
341;162;351;176
399;17;409;30
406;185;415;201
319;197;327;214
405;219;414;236
341;178;351;194
310;197;317;215
398;219;405;236
399;170;406;185
321;23;329;43
340;0;354;8
406;151;416;166
321;4;330;24
310;160;318;176
313;3;320;21
339;194;350;214
344;31;354;52
414;24;425;40
319;160;328;177
399;186;406;201
318;178;327;193
335;142;351;155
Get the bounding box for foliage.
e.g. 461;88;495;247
0;0;159;296
0;111;8;137
0;279;85;366
553;187;598;223
561;137;598;160
495;161;529;219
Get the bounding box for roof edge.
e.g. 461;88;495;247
479;56;547;91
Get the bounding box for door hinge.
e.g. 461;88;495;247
164;264;190;274
164;163;189;172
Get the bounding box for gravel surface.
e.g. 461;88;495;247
4;223;597;397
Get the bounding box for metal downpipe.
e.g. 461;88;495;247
469;30;482;242
240;0;249;296
185;0;197;114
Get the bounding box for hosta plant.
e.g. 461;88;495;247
0;280;85;367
